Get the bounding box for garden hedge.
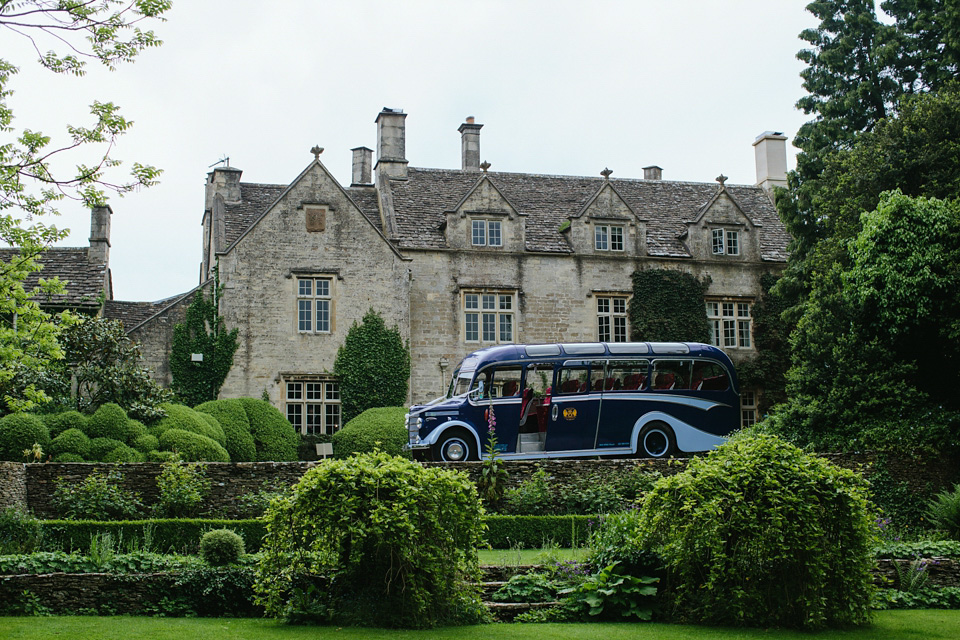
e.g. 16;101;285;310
0;413;50;461
193;399;257;462
331;406;409;458
237;398;298;461
38;519;267;553
483;515;592;548
151;403;226;446
157;429;230;463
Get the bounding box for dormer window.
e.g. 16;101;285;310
712;229;740;256
471;219;502;247
595;225;624;251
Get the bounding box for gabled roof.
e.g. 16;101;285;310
686;185;758;228
222;183;286;247
572;179;644;221
102;294;187;328
0;247;107;310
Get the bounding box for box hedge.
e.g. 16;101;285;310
194;399;257;462
237;398;298;461
50;428;92;458
331;406;409;458
483;515;592;548
38;518;267;553
152;403;226;446
157;429;230;463
85;403;130;441
0;413;50;461
42;411;88;438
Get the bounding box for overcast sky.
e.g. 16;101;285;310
7;0;818;302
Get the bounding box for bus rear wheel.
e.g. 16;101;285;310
638;422;675;458
433;429;476;462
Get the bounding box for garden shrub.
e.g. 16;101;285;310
42;410;88;438
586;510;662;578
49;428;92;458
199;528;245;566
637;432;875;629
146;449;179;463
154;459;211;518
101;443;143;463
131;433;159;453
484;515;591;548
561;562;659;621
38;518;267;554
331;406;408;458
126;419;147;440
85;403;130;441
0;413;50;461
51;471;144;521
194;399;256;462
88;437;125;461
237;398;298;461
0;506;42;554
254;451;486;628
52;452;84;462
157;429;230;462
503;468;554;514
152;403;226;446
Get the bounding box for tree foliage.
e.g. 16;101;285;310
333;309;410;425
0;1;169;412
768;192;960;451
628;269;710;343
170;271;239;407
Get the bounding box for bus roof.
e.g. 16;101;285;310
460;342;734;370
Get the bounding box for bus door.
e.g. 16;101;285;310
545;360;604;452
596;359;651;449
473;364;524;454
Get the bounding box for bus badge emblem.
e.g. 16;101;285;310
563;407;577;420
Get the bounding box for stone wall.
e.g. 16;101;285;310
0;462;26;511
24;462;320;520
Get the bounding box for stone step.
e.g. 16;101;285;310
483;601;562;622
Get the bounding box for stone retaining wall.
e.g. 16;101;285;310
0;462;26;511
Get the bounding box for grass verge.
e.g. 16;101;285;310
0;612;959;639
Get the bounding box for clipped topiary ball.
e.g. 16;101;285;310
0;413;51;461
194;400;256;462
102;444;143;463
88;437;125;461
332;406;409;458
50;428;92;459
153;403;226;446
158;429;230;462
146;449;180;463
127;420;148;440
238;398;299;461
42;411;88;439
52;453;85;463
85;403;130;441
199;528;245;566
131;433;160;454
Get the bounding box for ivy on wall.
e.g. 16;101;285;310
629;269;710;343
169;265;239;407
333;309;410;425
737;272;791;415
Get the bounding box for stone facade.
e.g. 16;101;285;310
113;110;791;432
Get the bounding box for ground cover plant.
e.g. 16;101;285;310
255;451;486;628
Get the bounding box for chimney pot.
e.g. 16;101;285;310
643;165;663;181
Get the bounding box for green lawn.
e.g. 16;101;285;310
477;546;587;566
0;612;959;640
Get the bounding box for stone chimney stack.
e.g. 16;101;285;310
88;204;112;265
753;131;788;194
204;165;243;212
351;146;373;185
458;116;483;171
375;108;408;179
643;165;663;181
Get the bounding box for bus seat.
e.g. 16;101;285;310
604;377;616;390
623;374;641;390
519;387;534;425
502;380;519;397
561;379;581;393
592;378;604;391
654;373;675;390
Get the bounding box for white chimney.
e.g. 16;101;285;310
753;131;788;194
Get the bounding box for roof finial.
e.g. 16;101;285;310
480;160;491;173
311;145;324;160
716;173;727;186
601;167;613;180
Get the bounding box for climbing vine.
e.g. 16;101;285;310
169;264;239;407
737;272;791;415
629;269;710;343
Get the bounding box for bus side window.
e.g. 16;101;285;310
492;366;523;397
692;361;730;391
608;360;649;391
653;360;692;390
524;363;554;397
558;367;589;393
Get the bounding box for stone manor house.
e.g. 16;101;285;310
25;108;793;437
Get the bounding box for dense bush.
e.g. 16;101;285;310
102;443;142;463
131;433;159;453
637;432;875;629
255;451;486;628
0;413;50;461
38;518;267;553
157;429;230;463
0;507;42;554
331;406;408;458
49;428;92;458
87;437;125;461
85;403;130;441
194;399;256;462
154;459;211;518
501;466;660;515
199;528;245;566
927;483;960;539
152;403;226;446
42;410;88;438
484;515;591;548
586;510;662;578
52;452;84;462
237;398;298;461
51;471;144;521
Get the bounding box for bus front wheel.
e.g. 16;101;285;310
638;422;675;458
433;429;476;462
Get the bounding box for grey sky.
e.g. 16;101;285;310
9;1;816;301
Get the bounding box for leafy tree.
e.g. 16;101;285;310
169;272;239;407
628;269;710;343
0;1;169;412
333;309;410;424
768;192;960;451
736;273;791;415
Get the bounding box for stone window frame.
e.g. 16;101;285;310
596;295;629;342
711;228;740;256
705;298;753;350
594;224;624;252
462;289;516;344
296;275;335;334
284;375;341;435
470;219;503;247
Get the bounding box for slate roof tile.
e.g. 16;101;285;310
0;247;107;309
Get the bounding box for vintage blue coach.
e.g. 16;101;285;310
404;342;740;461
